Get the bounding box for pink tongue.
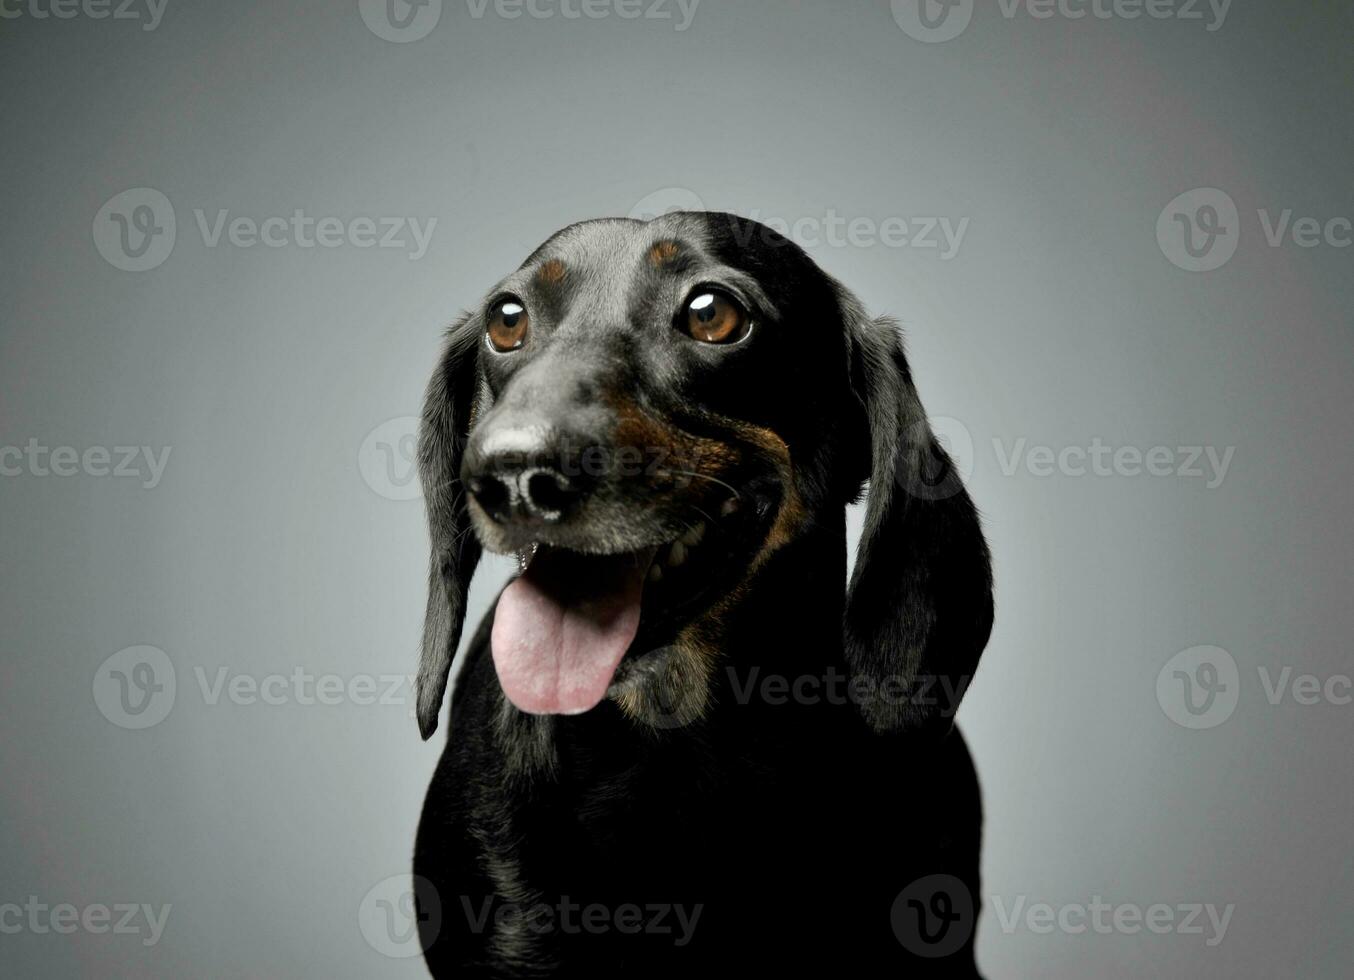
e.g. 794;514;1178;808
491;547;653;715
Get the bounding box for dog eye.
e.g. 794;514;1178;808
683;291;749;345
487;298;530;352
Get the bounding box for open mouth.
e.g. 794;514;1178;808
488;491;768;716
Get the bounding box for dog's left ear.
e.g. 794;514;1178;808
415;315;484;740
841;290;993;735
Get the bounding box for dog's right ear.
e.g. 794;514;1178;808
840;290;994;736
415;315;484;740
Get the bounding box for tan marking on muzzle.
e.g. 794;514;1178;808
603;406;808;728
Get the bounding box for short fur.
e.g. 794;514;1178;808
412;212;994;976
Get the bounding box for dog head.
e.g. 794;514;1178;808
415;212;992;737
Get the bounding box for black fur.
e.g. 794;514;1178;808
412;212;994;975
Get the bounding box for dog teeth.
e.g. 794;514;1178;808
679;523;706;546
720;498;741;517
647;563;663;583
667;541;688;567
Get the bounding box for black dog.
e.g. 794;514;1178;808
412;212;993;976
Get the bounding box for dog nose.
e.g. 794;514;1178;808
464;429;597;525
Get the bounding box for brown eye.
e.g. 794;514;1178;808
487;298;529;352
684;291;749;344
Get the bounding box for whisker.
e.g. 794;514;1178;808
666;470;742;501
683;503;717;529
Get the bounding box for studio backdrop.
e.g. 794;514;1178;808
1;1;1351;976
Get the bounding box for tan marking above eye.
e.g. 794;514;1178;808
537;259;566;283
487;298;529;352
648;241;680;266
684;291;749;344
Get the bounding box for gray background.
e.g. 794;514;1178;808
2;0;1351;976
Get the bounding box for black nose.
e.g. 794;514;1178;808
464;439;597;525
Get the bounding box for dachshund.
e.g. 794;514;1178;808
411;211;994;976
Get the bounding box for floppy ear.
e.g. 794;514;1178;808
415;316;484;740
842;293;993;735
